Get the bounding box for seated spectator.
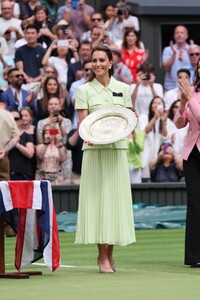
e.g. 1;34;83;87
0;0;24;58
121;28;148;83
126;129;145;184
33;4;56;49
62;0;94;40
66;123;83;185
102;4;115;23
1;67;38;117
111;48;132;84
37;75;71;121
20;0;41;24
67;40;92;90
0;0;20;19
149;143;183;182
36;96;72;180
137;96;169;180
131;62;163;114
35;123;67;185
15;23;46;83
164;68;191;111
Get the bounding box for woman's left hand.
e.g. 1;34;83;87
57;114;63;125
179;77;192;101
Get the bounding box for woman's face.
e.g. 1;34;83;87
152;97;164;113
46;79;59;95
20;109;32;125
126;31;137;46
105;5;115;18
35;9;47;22
57;46;69;56
47;98;60;114
91;50;112;78
44;67;56;77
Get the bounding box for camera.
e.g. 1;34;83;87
61;24;69;34
144;73;150;80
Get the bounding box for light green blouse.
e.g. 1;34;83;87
75;76;132;150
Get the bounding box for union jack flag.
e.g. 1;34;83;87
0;180;60;272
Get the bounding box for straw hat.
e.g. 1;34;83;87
52;20;69;34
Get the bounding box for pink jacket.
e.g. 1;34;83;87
174;92;200;160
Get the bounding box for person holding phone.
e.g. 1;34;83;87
35;123;67;184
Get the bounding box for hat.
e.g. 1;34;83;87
52;20;69;34
110;48;122;58
79;106;137;144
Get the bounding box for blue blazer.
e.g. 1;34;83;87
0;88;38;117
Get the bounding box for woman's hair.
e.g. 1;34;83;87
41;76;61;113
43;64;58;77
88;45;114;81
34;4;49;17
148;96;165;133
20;107;33;119
122;28;140;49
193;58;200;92
42;123;51;142
168;99;180;121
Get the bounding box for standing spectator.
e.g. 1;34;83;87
162;25;191;91
63;0;94;41
137;96;169;180
0;44;15;89
67;40;92;90
0;0;24;58
0;0;20;19
1;67;38;117
111;48;133;84
121;28;148;83
164;68;190;111
80;11;104;42
131;62;163;115
187;44;200;82
35;123;67;184
15;23;46;83
20;0;41;24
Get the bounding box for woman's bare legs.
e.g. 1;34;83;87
97;244;114;273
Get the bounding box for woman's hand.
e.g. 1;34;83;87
179;77;192;101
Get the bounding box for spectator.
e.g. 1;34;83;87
0;0;24;58
164;68;191;111
67;40;92;90
137;96;169;180
0;0;20;19
127;129;145;184
187;44;200;82
102;4;115;23
149;142;183;182
1;67;38;117
1;65;14;90
35;123;67;184
121;3;140;32
15;23;46;83
36;96;72;180
62;0;94;40
131;62;163;114
69;59;92;128
80;11;104;42
167;99;188;155
20;0;41;23
37;75;71;121
162;25;191;91
111;48;132;84
0;45;15;89
33;4;57;49
121;28;148;83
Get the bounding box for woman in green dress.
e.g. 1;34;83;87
75;45;136;273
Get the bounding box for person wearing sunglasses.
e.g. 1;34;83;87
187;44;200;82
174;57;200;268
0;67;38;117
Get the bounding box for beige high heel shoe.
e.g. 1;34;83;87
97;259;114;273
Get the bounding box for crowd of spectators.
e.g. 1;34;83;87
0;0;197;185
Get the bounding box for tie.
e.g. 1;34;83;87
14;91;19;103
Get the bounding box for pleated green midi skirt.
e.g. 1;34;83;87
75;148;136;246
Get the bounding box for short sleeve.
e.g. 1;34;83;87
75;85;89;110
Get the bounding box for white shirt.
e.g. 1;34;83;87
164;87;180;110
48;56;68;85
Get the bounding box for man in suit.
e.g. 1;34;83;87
67;40;92;90
1;67;38;117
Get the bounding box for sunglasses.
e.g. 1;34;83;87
14;74;24;78
91;18;102;22
14;117;21;121
84;68;91;72
190;53;200;57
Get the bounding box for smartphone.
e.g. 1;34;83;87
53;110;59;117
71;0;79;9
49;128;59;135
57;40;69;47
61;24;69;34
157;103;164;111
